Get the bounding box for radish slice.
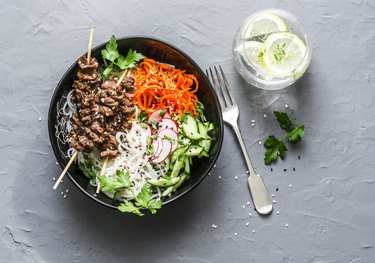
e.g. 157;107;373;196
158;118;178;133
151;139;172;164
158;128;178;152
148;110;165;124
151;137;163;159
165;112;172;119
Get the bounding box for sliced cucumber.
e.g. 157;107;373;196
186;115;198;129
207;123;215;132
148;177;180;187
198;121;209;139
182;122;203;140
184;157;190;173
198;150;209;158
186;145;203;157
170;147;186;163
161;173;188;197
171;156;185;177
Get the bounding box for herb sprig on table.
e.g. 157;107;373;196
264;111;304;165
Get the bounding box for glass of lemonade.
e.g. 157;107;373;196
233;9;312;90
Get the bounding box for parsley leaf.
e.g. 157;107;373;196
99;170;130;192
115;49;144;70
101;35;119;62
101;35;144;79
274;111;293;131
136;185;153;207
264;111;305;165
118;200;144;216
159;110;167;118
264;136;287;165
288;125;304;144
147;199;163;214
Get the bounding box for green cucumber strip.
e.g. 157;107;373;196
171;156;185;177
186;145;203;157
148;177;180;187
184;157;190;173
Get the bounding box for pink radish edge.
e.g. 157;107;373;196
150;137;163;159
151;139;172;164
157;118;178;133
157;128;178;152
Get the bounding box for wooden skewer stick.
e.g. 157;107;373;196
116;69;129;86
86;28;95;64
96;157;108;194
53;29;95;190
53;151;78;190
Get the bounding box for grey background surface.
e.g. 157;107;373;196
1;0;375;262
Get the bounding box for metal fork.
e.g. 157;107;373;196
207;66;273;215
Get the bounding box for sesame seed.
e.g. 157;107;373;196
213;164;216;168
208;173;211;176
285;223;289;228
293;167;296;171
246;171;249;174
273;200;277;204
276;188;279;192
271;194;275;197
60;192;64;195
66;189;69;193
246;222;249;226
249;212;252;217
252;229;255;233
258;141;262;145
246;201;250;205
285;104;289;109
276;211;280;215
263;114;267;118
251;123;255;127
298;155;301;159
38;117;42;122
61;180;63;183
218;176;221;179
53;177;56;181
235;176;238;180
283;169;287;172
251;120;255;123
256;174;260;177
212;224;218;229
55;162;59;166
242;205;245;209
63;194;67;199
271;168;273;172
289;184;292;188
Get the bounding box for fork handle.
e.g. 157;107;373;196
232;125;273;215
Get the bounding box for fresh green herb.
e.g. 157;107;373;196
101;35;144;79
138;111;148;122
118;184;162;216
196;101;206;122
273;43;286;63
288;124;305;144
264;136;287;165
159;110;167;118
264;111;305;165
140;123;148;130
163;135;173;143
258;51;264;57
99;170;163;216
99;170;130;192
150;120;158;130
274;111;293;131
146;134;159;145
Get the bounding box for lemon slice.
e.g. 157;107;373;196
242;13;288;39
262;32;307;77
236;41;264;69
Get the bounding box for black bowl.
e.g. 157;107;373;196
48;36;224;211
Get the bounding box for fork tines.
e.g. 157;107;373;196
206;66;236;108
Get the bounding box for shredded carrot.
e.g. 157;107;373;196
132;58;200;117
